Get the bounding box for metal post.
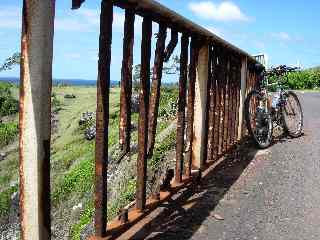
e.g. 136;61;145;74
214;48;222;159
175;34;189;183
94;0;113;237
119;9;135;154
186;37;199;176
206;45;215;163
136;17;152;211
238;57;247;140
19;0;55;239
147;23;167;157
192;43;209;170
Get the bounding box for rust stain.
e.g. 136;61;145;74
147;23;167;157
175;34;189;183
164;30;178;62
119;9;135;153
136;16;152;211
94;0;113;237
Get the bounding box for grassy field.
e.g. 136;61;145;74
0;84;178;239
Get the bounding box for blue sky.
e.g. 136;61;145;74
0;0;319;81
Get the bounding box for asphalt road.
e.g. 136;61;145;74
137;92;320;240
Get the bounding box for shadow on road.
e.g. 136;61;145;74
128;139;259;240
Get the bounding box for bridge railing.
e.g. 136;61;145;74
19;0;260;239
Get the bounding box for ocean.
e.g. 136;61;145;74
0;77;120;87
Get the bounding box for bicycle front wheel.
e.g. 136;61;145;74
282;91;303;137
245;90;273;149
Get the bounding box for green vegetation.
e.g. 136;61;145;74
70;201;94;240
158;86;178;119
0;83;178;239
268;69;320;90
0;82;18;117
0;122;18;147
149;129;176;171
0;185;18;218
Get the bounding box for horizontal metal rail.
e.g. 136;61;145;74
113;0;256;61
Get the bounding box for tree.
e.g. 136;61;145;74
0;52;21;72
132;55;180;94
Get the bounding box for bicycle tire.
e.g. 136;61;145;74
245;90;273;149
281;91;303;138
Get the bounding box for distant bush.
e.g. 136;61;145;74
268;70;320;90
158;86;179;119
0;82;18;117
51;92;63;112
64;94;76;99
0;122;18;147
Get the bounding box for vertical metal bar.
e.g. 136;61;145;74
94;1;113;237
206;45;216;163
238;57;247;140
136;17;152;211
175;34;189;183
229;57;236;146
147;23;167;157
203;45;212;165
227;56;233;149
192;43;210;170
164;30;178;62
186;37;199;177
234;59;240;143
19;1;55;239
211;49;218;161
231;61;238;145
119;9;135;154
218;50;225;156
222;52;229;153
214;48;222;159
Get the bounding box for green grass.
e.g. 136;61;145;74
0;122;18;147
0;84;179;239
70;178;136;240
149;128;176;170
0;185;18;218
70;201;94;240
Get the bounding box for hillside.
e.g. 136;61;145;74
0;84;178;239
309;66;320;71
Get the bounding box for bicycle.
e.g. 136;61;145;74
244;64;304;149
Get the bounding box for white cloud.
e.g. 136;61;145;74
188;1;249;22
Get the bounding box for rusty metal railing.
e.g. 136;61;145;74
19;0;260;239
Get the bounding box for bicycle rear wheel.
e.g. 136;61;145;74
245;90;273;149
282;91;303;137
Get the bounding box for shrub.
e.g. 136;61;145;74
158;86;178;119
0;82;18;117
267;70;320;90
0;185;18;217
0;122;18;147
